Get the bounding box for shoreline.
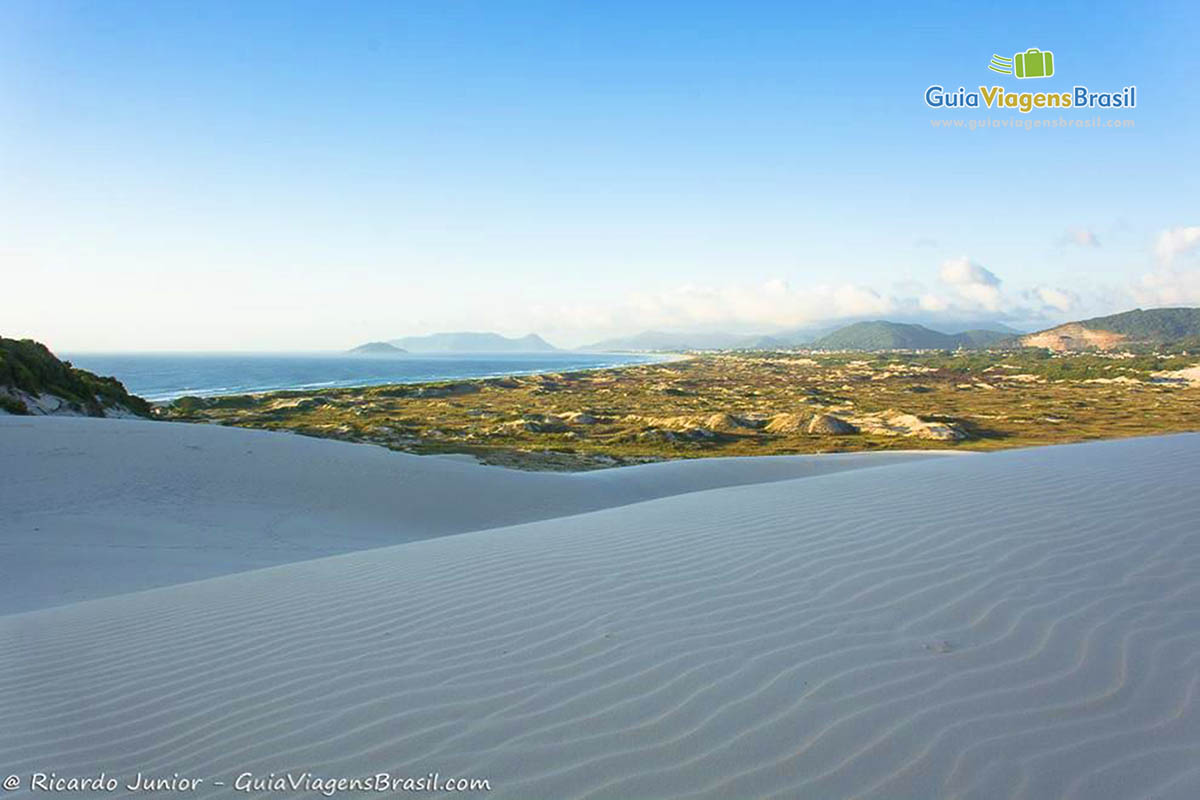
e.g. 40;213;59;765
150;353;697;471
121;351;688;405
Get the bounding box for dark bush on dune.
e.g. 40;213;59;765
0;337;152;417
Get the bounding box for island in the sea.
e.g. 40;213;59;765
347;341;409;356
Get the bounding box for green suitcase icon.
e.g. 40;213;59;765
1014;48;1054;78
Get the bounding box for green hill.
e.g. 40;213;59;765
1078;307;1200;341
1019;307;1200;351
812;321;1012;350
0;337;151;416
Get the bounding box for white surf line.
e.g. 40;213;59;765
1;434;1198;799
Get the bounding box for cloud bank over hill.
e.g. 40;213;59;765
514;225;1200;345
523;258;1080;342
1123;226;1200;309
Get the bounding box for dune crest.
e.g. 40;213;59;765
0;417;944;613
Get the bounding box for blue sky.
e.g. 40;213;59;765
2;0;1198;350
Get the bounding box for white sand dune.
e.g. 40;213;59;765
3;422;1200;798
0;417;943;613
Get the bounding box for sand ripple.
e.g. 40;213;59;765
3;434;1200;798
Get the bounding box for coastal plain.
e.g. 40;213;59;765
161;350;1200;469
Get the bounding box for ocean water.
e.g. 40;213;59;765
62;352;663;402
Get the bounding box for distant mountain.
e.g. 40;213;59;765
919;319;1022;336
388;332;559;353
606;309;1200;353
814;322;957;350
753;326;837;347
582;331;758;352
582;328;828;352
0;337;151;417
732;328;837;349
1020;307;1200;351
347;341;408;356
733;335;793;350
953;329;1016;348
812;321;1013;351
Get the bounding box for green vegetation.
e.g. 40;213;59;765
812;321;1012;351
0;337;151;417
0;393;27;415
161;350;1200;470
1078;307;1200;341
902;349;1195;379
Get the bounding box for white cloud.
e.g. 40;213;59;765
938;257;1003;311
1132;269;1200;307
1025;286;1079;313
939;257;1001;288
617;279;898;330
502;278;915;344
483;238;1200;345
1122;225;1200;308
515;255;1108;345
1154;226;1200;265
